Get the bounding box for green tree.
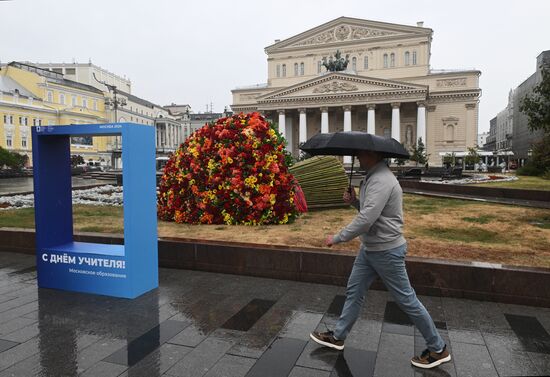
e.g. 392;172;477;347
0;147;11;167
71;154;85;167
520;65;550;135
409;138;428;166
464;147;481;167
442;152;456;167
519;64;550;175
0;147;27;170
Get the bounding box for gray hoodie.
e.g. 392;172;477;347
332;161;406;252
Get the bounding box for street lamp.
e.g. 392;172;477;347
93;73;127;167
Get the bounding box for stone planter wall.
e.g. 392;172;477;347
1;228;549;307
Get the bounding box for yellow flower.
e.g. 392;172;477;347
245;176;258;188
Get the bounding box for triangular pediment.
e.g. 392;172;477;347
265;17;431;52
258;73;428;101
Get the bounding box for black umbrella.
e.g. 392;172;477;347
300;131;410;190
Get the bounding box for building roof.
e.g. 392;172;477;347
0;75;37;98
117;89;161;109
264;16;433;53
190;112;228;121
8;62;104;94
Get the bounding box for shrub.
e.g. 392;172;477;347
517;163;543;176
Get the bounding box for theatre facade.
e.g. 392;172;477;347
231;17;481;165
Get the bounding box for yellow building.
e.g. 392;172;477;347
0;62;110;165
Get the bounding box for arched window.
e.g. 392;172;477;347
404;51;410;66
317;61;322;73
276;64;280;78
383;54;388;68
390;53;395;67
412;51;417;65
445;125;455;141
294;63;299;76
352;57;357;71
47;91;53;102
364;56;369;69
282;64;286;77
59;93;65;105
300;62;304;75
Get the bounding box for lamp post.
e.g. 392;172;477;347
93;73;126;168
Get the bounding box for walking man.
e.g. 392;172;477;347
310;151;451;369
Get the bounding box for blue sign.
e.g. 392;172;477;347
31;123;158;299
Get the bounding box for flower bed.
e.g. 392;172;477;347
423;174;518;185
0;185;123;210
157;112;301;225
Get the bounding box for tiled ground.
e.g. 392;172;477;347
0;252;549;377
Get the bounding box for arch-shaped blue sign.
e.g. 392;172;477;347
32;123;158;298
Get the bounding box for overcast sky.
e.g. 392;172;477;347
1;0;549;132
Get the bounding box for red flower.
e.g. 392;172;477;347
157;112;300;225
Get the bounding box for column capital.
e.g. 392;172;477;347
277;109;285;115
298;108;307;114
391;102;401;109
320;106;329;113
465;103;477;110
427;105;437;112
343;105;352;112
416;101;426;108
366;104;376;110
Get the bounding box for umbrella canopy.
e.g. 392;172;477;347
300;131;410;160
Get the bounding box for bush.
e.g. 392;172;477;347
517;163;543;176
157;112;299;225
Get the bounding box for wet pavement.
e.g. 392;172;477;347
0;251;549;377
0;177;115;195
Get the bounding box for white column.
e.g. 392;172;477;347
465;103;476;148
391;103;401;142
299;109;307;144
278;110;286;139
285;116;293;155
320;107;329;133
367;104;376;134
343;105;352;164
416;102;426;145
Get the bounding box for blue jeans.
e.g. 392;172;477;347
333;243;445;352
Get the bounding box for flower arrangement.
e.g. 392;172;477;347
157;112;302;225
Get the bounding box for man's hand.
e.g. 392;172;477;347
343;188;356;204
326;235;334;247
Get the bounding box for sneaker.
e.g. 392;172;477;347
411;345;451;369
310;331;344;351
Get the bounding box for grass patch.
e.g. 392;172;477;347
403;195;471;214
461;215;496;224
418;226;503;243
80;225;124;233
528;215;550;229
0;207;35;228
471;175;550;191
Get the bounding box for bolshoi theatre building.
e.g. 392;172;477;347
231;17;481;165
